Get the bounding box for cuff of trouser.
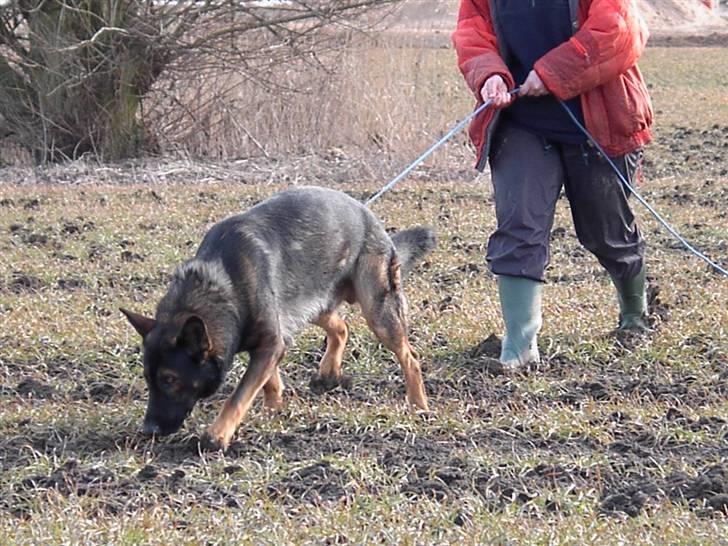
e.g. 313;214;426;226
601;253;645;282
488;265;546;283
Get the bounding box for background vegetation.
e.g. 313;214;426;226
0;0;400;162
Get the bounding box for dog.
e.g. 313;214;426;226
121;186;436;451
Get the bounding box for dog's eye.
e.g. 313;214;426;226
160;374;177;386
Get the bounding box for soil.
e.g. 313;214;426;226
381;0;727;49
3;191;726;518
2;318;726;520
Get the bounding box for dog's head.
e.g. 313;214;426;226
120;308;223;436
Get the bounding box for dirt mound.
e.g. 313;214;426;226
638;0;725;30
388;0;725;33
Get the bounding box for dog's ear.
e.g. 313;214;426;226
120;308;156;338
177;315;211;360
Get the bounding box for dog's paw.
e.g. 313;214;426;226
263;395;284;411
200;429;229;452
414;408;437;422
309;373;353;394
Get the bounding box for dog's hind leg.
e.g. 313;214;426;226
367;307;429;411
263;366;284;410
310;311;350;392
356;254;429;411
202;337;285;451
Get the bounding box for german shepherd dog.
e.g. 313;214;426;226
121;186;435;451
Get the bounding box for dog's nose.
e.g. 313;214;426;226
142;421;162;436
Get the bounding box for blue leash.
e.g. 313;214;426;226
365;90;728;277
365;89;520;207
556;100;728;277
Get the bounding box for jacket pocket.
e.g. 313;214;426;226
623;67;652;134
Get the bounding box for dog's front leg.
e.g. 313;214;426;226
202;338;285;451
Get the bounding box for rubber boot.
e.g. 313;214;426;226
498;275;542;369
610;264;649;331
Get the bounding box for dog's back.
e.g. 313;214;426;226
189;188;373;334
168;187;428;342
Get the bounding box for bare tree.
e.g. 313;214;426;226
0;0;401;163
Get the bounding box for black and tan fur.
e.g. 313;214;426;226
121;186;436;451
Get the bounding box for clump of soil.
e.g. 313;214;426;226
4;271;44;294
602;464;728;517
15;378;58;399
267;461;350;505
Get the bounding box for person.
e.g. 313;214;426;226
452;0;653;369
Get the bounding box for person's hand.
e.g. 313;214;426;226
519;70;549;97
480;75;514;108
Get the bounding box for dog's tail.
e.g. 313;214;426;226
391;226;436;276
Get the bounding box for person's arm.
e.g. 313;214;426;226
533;0;649;100
452;0;515;101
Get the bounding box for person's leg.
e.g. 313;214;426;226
487;121;564;366
561;145;647;330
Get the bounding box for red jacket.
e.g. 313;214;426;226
452;0;653;168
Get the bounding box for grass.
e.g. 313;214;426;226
142;43;728;167
0;46;727;544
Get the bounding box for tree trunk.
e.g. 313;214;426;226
2;0;156;162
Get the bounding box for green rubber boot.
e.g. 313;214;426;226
610;264;649;331
498;275;542;369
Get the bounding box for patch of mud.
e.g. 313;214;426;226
19;460;115;496
4;458;245;518
609;427;724;463
102;271;170;292
267;461;350;505
467;333;501;359
394;447;599;511
70;381;144;403
231;420;606;512
450;235;487;255
1;397;726;519
227;418;364;462
14;378;58;400
21;198;40;210
5;271;45;293
309;373;354;395
8;221;62;250
647;283;670;326
60;219;95;236
646;125;728;179
601;487;654;517
57;278;88;291
120;250;145;263
602;464;728;518
86;242;106;261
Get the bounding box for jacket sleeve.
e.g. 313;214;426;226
451;0;514;98
534;0;649;100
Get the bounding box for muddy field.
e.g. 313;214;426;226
0;47;727;543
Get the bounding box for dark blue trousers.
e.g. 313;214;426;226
487;119;645;282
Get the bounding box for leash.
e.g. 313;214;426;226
364;89;521;206
556;100;728;277
364;88;728;277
